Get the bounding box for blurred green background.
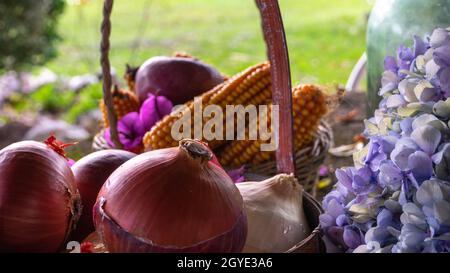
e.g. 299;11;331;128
0;0;373;153
50;0;372;84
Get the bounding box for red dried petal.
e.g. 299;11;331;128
80;242;94;253
44;134;78;159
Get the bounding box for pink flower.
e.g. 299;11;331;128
227;166;246;183
139;94;173;132
105;112;145;151
67;158;76;167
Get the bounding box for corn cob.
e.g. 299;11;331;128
124;64;139;92
142;62;272;151
217;84;328;167
100;85;140;128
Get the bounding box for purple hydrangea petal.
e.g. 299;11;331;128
336;214;349;226
410;125;441;155
323;190;345;209
378;162;403;190
386;94;406;108
398;79;419;102
407;151;433;183
343;227;363;249
439;67;450;94
377;209;393;227
425;59;441;80
398;45;414;62
413;35;428;57
326;226;346;247
416;180;444;206
365;226;391;245
384;56;398;72
430;28;450;48
379;71;399;95
400;117;414;136
433;45;450;67
434;201;450;226
335;168;353;190
411;114;439;130
397;45;414;73
327;199;345;219
432;143;450;164
320;213;335;228
391;145;415;170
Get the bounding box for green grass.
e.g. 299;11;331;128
47;0;372;85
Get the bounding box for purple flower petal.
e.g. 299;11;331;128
413;35;428;57
411;114;439;130
319;165;329;177
397;45;414;73
335;168;353;190
439;67;450;94
344;227;362;249
378;162;403;190
386;94;406;108
336;214;349;226
139;94;173;132
398;45;414;62
320;214;335;228
430;28;450;48
411;125;441;155
391;144;416;170
104;111;145;151
398;79;419;102
377;209;393;227
433;45;450;67
384;56;398;72
326;226;346;247
227;166;246;183
400;118;414;136
327;199;345;219
408;151;433;183
432;143;450;164
379;71;399;95
379;162;403;190
416;180;444;206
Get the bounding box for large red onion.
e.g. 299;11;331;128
70;149;136;242
135;56;224;104
0;140;81;252
94;139;247;253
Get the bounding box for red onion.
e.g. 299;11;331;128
94;139;247;253
0;139;81;252
135;56;224;104
70;149;136;242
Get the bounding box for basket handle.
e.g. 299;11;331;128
101;0;121;149
256;0;295;174
100;0;295;174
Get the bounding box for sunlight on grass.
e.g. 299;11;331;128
48;0;372;85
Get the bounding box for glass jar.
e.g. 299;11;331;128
366;0;450;115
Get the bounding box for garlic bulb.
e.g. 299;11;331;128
237;174;310;253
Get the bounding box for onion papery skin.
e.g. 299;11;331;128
94;140;247;253
135;56;224;104
70;149;136;242
0;141;81;252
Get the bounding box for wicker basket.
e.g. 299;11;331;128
97;0;330;253
93;121;332;195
